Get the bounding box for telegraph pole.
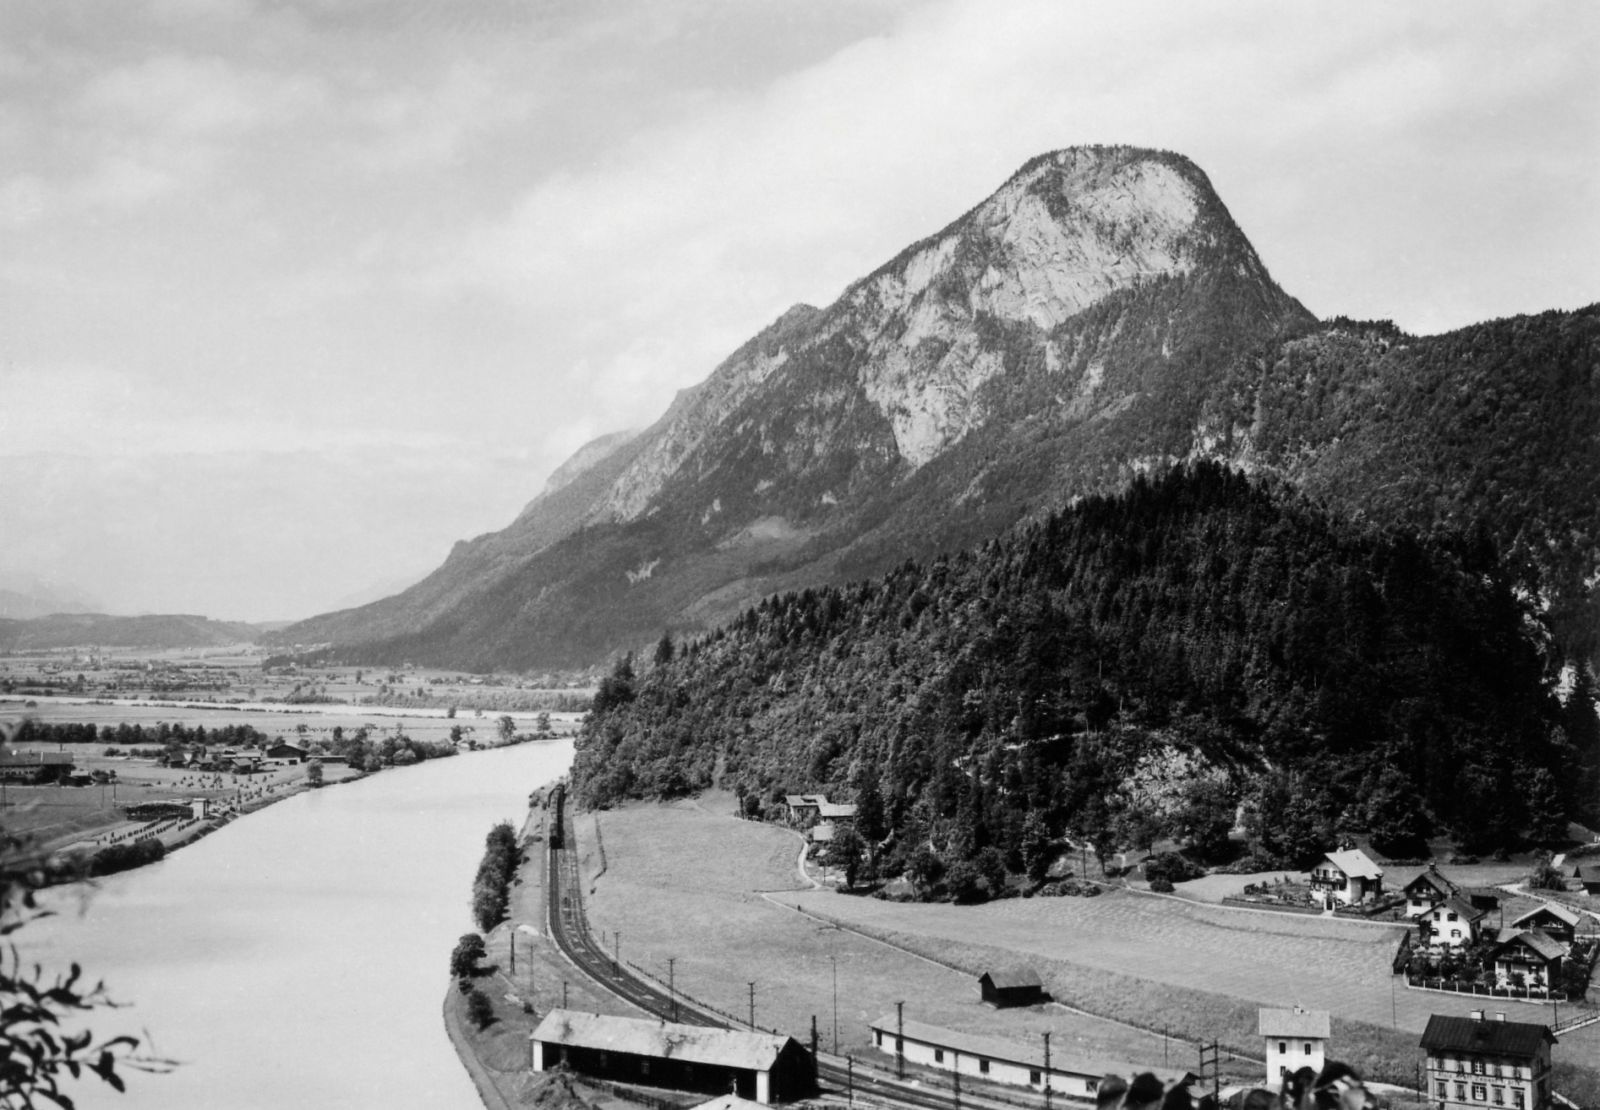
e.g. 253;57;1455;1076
831;954;839;1054
613;931;621;975
749;982;757;1030
896;1001;905;1080
1043;1032;1052;1110
562;981;569;1010
668;957;678;1022
847;1056;854;1107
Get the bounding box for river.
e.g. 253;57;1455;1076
15;738;574;1109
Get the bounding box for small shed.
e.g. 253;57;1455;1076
979;967;1044;1007
529;1010;813;1105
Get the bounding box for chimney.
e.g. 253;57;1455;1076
1470;1010;1485;1022
1495;1013;1506;1022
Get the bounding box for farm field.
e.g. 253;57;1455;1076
578;797;1600;1099
577;795;1201;1079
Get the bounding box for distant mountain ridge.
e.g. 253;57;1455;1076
0;613;264;651
275;145;1600;670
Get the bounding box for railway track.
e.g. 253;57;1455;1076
542;796;1074;1110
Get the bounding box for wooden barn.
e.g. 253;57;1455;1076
979;967;1044;1007
529;1010;814;1105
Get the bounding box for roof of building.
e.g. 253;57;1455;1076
1495;930;1569;963
530;1010;800;1072
810;822;836;843
690;1096;769;1110
817;802;857;819
784;794;827;807
1420;1015;1554;1058
980;967;1043;991
1321;849;1382;879
1510;903;1581;930
1432;896;1486;922
1257;1008;1331;1040
869;1016;1195;1087
1403;871;1455;899
0;751;75;766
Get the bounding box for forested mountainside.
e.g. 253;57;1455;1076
274;146;1313;669
1203;307;1600;659
573;464;1599;877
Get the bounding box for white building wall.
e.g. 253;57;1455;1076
875;1031;1102;1098
1264;1038;1326;1084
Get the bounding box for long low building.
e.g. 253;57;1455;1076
530;1010;814;1104
870;1016;1197;1102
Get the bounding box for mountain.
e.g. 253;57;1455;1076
277;146;1314;668
0;613;264;651
571;463;1592;859
0;574;102;620
277;145;1600;672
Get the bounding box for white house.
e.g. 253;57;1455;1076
1309;848;1383;906
1402;868;1456;918
1258;1007;1329;1084
1424;897;1487;950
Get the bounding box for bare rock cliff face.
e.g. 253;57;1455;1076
275;146;1318;668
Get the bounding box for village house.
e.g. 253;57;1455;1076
265;742;310;762
1258;1007;1329;1084
1424;896;1488;950
1576;865;1600;897
783;795;826;823
1491;932;1567;992
529;1010;813;1105
1506;904;1580;948
0;750;74;783
1404;867;1457;918
1420;1012;1555;1110
1309;848;1383;906
868;1015;1195;1100
978;967;1044;1008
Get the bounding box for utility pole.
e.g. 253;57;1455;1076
811;1015;818;1061
613;931;621;975
562;981;569;1010
847;1056;854;1107
668;957;678;1022
953;1050;961;1107
1043;1032;1052;1110
896;1001;905;1080
831;954;839;1054
749;982;757;1030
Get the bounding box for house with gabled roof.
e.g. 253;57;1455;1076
1420;1011;1555;1110
1258;1007;1329;1084
1424;896;1488;950
1492;931;1568;991
1507;904;1580;947
1403;867;1457;918
1309;848;1383;906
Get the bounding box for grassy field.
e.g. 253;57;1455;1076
574;797;1600;1100
576;796;1249;1081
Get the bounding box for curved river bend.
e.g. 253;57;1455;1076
18;739;574;1110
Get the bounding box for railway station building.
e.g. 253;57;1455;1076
530;1010;815;1104
869;1015;1197;1100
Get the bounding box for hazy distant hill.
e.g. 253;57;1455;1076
0;574;101;620
0;613;264;651
277;146;1600;671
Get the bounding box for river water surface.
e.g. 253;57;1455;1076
17;738;574;1109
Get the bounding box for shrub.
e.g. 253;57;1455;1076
1149;877;1175;893
466;988;495;1029
1144;851;1205;884
451;934;486;979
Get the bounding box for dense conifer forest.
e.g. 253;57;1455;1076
573;464;1597;886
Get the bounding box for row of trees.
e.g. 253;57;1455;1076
470;822;521;932
575;464;1594;891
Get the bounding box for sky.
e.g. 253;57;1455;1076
1;0;1596;622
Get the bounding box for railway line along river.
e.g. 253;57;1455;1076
16;737;574;1109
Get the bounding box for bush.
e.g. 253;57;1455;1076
466;988;495;1029
1144;851;1205;884
1149;877;1175;893
451;934;486;979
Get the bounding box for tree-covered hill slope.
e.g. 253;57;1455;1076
573;464;1595;878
